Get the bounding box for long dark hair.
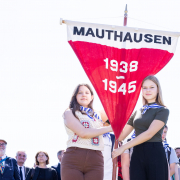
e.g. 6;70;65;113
69;84;94;118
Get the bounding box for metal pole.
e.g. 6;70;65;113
112;5;128;180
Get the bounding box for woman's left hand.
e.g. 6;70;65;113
112;146;125;159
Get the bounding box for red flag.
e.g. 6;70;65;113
65;20;180;139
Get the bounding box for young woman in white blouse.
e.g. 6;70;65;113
61;83;112;180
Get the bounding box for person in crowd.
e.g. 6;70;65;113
162;125;179;180
175;147;180;163
101;115;123;180
61;83;112;180
112;75;169;180
51;150;64;180
0;138;20;180
101;119;115;180
15;151;30;180
26;151;57;180
121;132;135;180
57;150;64;163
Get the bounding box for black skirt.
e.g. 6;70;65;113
130;142;168;180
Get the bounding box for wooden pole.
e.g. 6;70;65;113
60;18;65;25
124;4;128;26
112;4;128;180
112;140;119;180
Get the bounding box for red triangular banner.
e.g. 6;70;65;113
65;20;180;139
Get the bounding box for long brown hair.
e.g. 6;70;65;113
69;84;94;118
142;75;165;106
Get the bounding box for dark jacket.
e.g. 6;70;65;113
110;134;115;152
24;166;30;178
51;163;61;180
0;157;20;180
26;167;57;180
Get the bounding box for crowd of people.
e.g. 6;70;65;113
0;141;65;180
0;75;180;180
